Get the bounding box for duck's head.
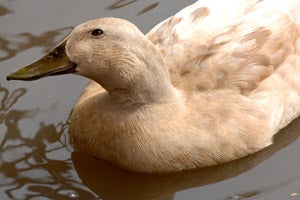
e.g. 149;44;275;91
7;18;173;102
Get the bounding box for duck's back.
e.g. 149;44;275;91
147;0;300;95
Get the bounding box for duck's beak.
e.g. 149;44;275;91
7;41;77;81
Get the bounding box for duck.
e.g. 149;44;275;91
6;0;300;173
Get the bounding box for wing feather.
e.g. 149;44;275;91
146;0;299;94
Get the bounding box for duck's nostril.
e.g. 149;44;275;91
47;51;60;59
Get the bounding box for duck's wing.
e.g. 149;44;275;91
147;0;299;95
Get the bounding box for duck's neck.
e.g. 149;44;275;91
98;47;176;105
107;69;175;105
107;80;175;105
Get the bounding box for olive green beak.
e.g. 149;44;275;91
7;41;77;81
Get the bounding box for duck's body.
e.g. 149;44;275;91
7;0;300;172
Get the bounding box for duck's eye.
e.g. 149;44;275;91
91;29;104;36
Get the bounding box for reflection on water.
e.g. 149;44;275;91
0;27;72;62
108;0;159;16
0;83;98;199
0;85;26;124
137;2;159;16
72;117;300;200
108;0;138;10
0;4;11;17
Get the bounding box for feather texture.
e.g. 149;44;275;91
20;0;300;172
146;0;300;134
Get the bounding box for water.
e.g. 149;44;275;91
0;0;300;199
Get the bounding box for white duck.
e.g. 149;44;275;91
7;0;300;172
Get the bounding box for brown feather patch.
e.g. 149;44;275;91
192;7;210;22
241;27;272;48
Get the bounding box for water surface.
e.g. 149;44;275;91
0;0;300;199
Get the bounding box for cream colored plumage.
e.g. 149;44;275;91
7;0;300;172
